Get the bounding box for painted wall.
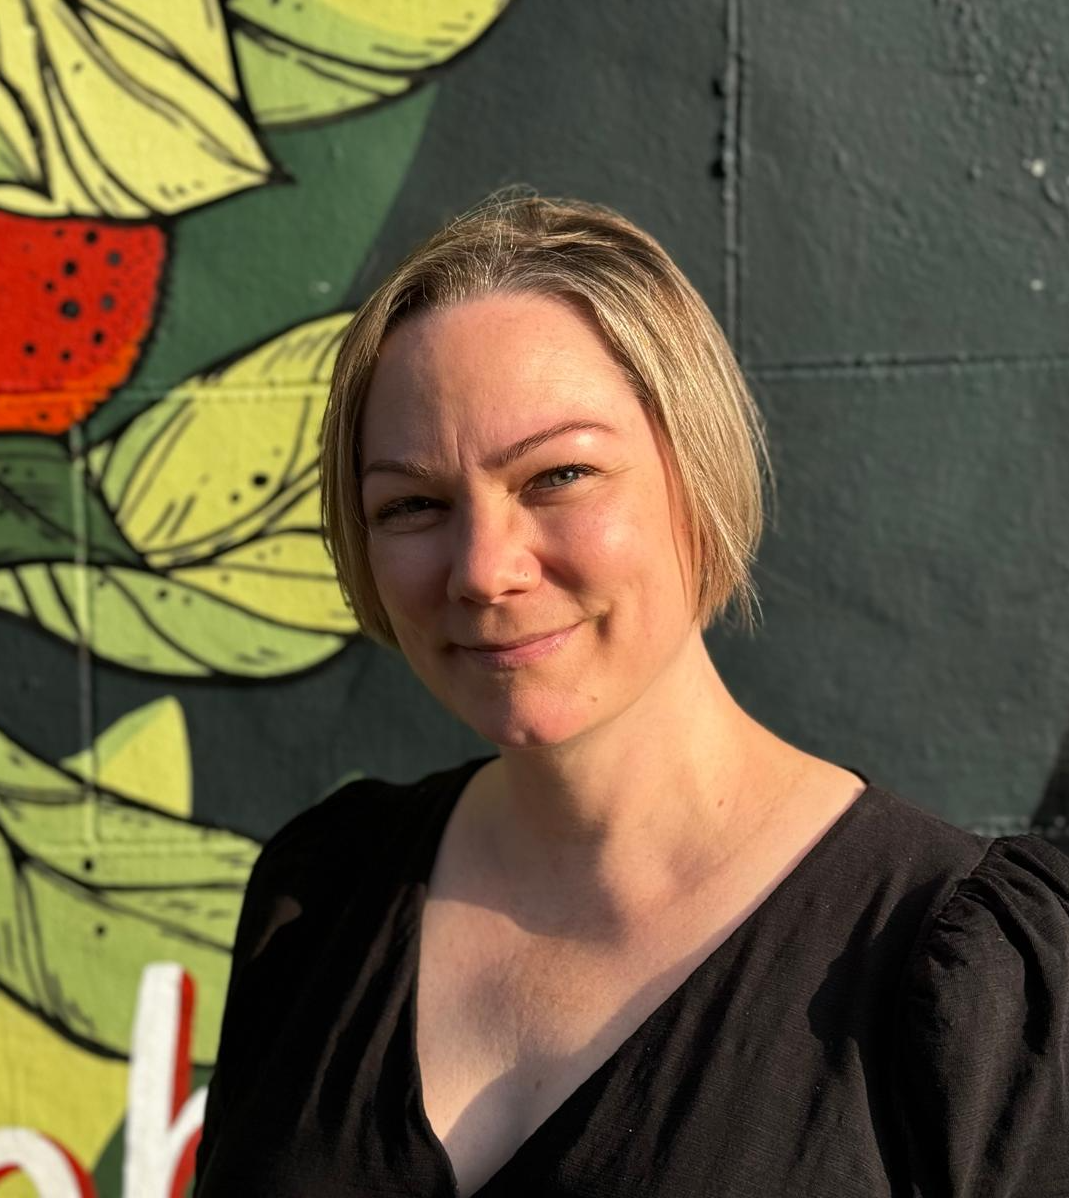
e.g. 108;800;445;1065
0;1;1066;1193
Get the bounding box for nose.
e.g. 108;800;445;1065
445;497;541;605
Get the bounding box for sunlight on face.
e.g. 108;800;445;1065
359;291;698;749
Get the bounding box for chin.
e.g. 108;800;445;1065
450;693;595;751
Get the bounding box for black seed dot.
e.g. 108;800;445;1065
100;293;115;311
83;857;94;872
95;923;106;937
84;230;98;244
62;259;77;276
54;228;65;238
220;573;230;584
60;350;72;362
106;250;122;266
229;491;241;503
44;280;55;292
60;299;80;318
91;330;105;345
37;412;48;422
23;343;35;355
252;472;269;487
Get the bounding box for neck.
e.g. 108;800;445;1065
465;630;800;934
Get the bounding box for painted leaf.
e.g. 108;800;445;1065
230;0;509;125
0;0;272;219
0;73;39;187
21;858;241;1062
59;696;192;816
0;721;256;887
3;314;358;675
0;560;348;676
170;526;356;633
0;434;141;566
99;312;351;567
0;716;260;1060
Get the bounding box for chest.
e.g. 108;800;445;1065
414;896;740;1197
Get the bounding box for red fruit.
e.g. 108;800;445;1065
0;211;167;434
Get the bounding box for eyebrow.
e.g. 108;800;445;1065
360;418;618;481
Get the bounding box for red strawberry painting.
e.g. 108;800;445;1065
0;212;168;434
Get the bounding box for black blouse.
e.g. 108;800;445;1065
192;757;1069;1196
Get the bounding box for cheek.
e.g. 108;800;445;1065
367;537;441;619
556;493;663;588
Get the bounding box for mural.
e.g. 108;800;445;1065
0;1;509;1194
3;0;1068;1194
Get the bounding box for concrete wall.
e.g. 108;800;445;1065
0;1;1066;1192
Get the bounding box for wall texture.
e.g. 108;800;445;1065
0;0;1066;1193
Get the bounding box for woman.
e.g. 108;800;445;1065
193;193;1069;1197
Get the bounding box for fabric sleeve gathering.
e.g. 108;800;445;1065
896;833;1069;1197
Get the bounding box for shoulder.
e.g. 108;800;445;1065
223;755;488;975
902;831;1069;993
894;830;1069;1193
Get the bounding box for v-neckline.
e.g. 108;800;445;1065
404;756;874;1198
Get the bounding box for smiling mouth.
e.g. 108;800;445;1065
461;627;573;651
454;622;581;666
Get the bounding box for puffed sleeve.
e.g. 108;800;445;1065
898;834;1069;1197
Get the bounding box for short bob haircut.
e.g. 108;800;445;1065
320;188;770;649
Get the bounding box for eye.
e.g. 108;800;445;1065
531;463;596;490
373;495;442;523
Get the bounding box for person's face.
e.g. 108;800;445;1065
359;291;699;749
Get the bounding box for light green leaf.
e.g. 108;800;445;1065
102;313;351;569
23;860;242;1062
0;722;260;1060
0;725;83;799
0;559;347;677
59;696;192;816
170;525;355;633
0;72;40;186
85;0;241;100
0;0;272;218
230;0;509;126
10;313;360;676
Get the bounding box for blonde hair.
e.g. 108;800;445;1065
320;188;770;648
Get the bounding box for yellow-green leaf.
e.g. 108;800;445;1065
0;726;82;800
0;785;259;889
59;697;192;817
9;313;362;676
0;703;263;1061
230;0;509;126
0;72;40;186
0;559;348;676
0;0;272;219
23;860;241;1062
104;313;351;568
171;527;356;633
87;0;241;100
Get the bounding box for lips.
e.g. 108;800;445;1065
462;628;571;651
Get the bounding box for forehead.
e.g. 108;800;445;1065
359;292;645;456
